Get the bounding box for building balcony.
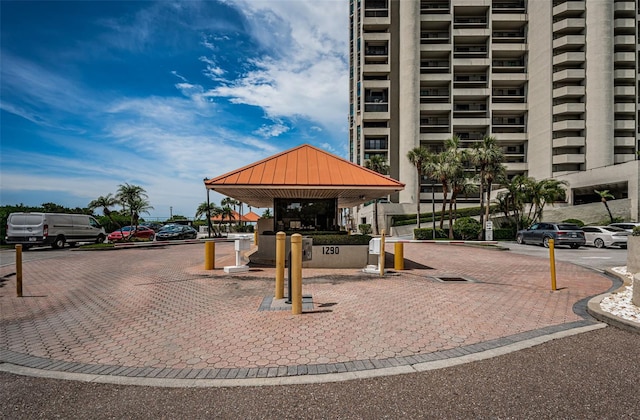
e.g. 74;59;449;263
422;103;451;111
614;35;636;46
453;45;488;58
553;103;585;115
420;117;450;127
553;85;585;99
420;61;451;73
491;13;527;23
504;161;527;172
614;103;636;113
553;52;585;66
491;43;527;54
363;63;391;74
455;132;486;141
452;117;490;126
553;35;585;50
492;60;525;73
614;86;635;96
492;31;525;43
553;154;585;165
615;120;637;130
492;1;526;13
614;1;636;14
421;133;450;141
422;43;453;52
614;154;637;164
552;1;585;18
453;17;488;29
452;87;490;97
614;69;635;80
492;102;527;112
491;72;527;82
553;136;585;148
493;132;527;142
362;126;390;136
421;13;453;23
615;52;635;63
421;31;450;43
614;18;636;29
614;136;636;147
420;1;450;14
453;57;491;67
364;102;389;113
552;18;586;34
553;120;585;131
553;69;585;83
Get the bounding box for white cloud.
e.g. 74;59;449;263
253;121;290;138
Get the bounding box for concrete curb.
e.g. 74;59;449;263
0;324;606;388
586;268;640;335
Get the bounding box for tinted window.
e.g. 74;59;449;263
557;224;580;230
582;227;597;232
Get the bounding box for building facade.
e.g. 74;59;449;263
349;0;640;224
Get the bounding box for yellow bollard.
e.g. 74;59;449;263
254;230;258;246
380;229;386;277
291;233;303;315
394;242;404;270
204;241;215;270
549;238;557;291
16;245;23;297
275;231;286;299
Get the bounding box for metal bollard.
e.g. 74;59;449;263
254;230;258;246
380;229;386;277
16;245;23;297
291;234;303;315
394;242;404;270
549;238;557;291
204;241;215;270
275;232;285;299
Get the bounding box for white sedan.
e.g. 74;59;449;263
581;226;629;249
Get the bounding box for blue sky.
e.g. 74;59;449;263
0;0;349;219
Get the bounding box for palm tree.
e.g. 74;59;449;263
471;136;505;239
116;183;150;240
443;136;469;238
432;153;453;230
88;193;120;235
220;197;237;233
526;178;568;224
364;154;389;234
595;189;615;223
406;147;433;229
195;201;222;237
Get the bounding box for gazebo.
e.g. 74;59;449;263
204;144;404;233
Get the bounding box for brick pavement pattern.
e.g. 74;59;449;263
0;242;613;380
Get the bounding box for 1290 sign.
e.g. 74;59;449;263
322;246;340;255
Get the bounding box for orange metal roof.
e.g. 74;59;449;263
209;210;259;223
205;144;404;208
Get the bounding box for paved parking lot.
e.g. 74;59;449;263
0;241;617;385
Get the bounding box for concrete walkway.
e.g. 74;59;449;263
0;242;625;386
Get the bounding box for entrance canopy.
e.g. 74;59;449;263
204;144;404;208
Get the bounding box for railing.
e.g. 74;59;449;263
364;103;389;112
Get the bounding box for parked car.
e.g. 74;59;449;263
607;222;640;233
5;212;106;249
155;225;198;241
582;226;629;249
107;226;155;242
516;222;586;248
140;222;164;232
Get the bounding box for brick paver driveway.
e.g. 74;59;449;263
0;242;613;382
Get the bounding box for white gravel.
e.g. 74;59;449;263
599;267;640;323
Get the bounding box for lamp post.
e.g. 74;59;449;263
204;178;212;238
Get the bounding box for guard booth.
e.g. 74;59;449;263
204;144;404;268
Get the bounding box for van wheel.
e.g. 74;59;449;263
96;234;105;244
52;236;66;249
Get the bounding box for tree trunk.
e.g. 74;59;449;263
603;200;614;223
373;199;379;235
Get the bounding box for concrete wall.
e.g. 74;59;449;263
542;199;632;225
249;234;375;268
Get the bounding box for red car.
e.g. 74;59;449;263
107;226;155;242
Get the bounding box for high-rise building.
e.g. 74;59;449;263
349;0;640;225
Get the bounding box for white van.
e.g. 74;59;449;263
5;212;106;249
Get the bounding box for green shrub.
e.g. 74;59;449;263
633;226;640;236
414;228;448;240
493;228;516;241
453;217;482;240
308;234;372;245
562;218;585;227
359;224;372;235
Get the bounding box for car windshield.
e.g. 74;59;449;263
161;226;182;232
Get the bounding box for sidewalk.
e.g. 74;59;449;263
0;242;627;386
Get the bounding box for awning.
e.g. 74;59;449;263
204;144;404;208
